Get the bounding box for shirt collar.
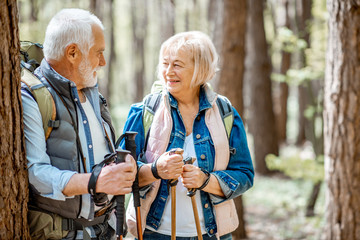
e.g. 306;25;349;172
167;85;213;112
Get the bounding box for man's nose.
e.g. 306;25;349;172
99;54;106;67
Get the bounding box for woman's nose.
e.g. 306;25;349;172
165;65;174;76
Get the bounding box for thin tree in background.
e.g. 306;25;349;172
106;0;116;105
207;0;223;75
29;0;39;22
89;0;113;101
273;0;291;144
159;0;175;44
246;0;278;175
295;0;312;145
0;0;30;239
324;0;360;238
131;0;148;102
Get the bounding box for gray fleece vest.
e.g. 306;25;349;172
28;62;115;219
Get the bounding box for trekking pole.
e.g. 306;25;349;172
183;157;203;240
123;131;143;240
168;148;184;240
115;149;131;240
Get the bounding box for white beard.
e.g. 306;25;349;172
79;57;100;88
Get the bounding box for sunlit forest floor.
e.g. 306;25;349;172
244;175;325;240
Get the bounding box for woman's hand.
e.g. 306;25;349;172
156;151;184;179
181;164;207;189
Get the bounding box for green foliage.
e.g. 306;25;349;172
271;66;324;86
276;27;308;53
266;150;324;183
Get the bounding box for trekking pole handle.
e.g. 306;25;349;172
115;150;131;239
183;157;197;197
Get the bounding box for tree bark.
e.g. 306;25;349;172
0;1;30;239
217;0;246;114
324;0;360;239
214;0;247;238
246;0;278;175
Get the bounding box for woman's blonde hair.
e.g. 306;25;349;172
157;31;219;87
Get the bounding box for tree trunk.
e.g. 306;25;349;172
213;0;247;238
295;0;312;145
0;1;30;239
158;0;175;44
131;0;148;102
89;0;112;101
246;0;278;175
106;0;116;105
324;0;360;239
306;181;322;217
216;0;246;114
29;0;38;22
208;0;223;88
273;0;291;144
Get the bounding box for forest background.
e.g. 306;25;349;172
2;0;357;239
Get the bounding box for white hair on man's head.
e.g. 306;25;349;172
157;31;219;87
43;8;104;61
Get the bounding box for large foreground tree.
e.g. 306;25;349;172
0;0;30;239
324;0;360;239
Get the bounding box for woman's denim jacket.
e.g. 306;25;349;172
121;86;254;236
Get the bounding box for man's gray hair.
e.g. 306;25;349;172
43;8;104;61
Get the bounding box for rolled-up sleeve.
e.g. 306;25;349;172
210;107;254;205
22;88;76;201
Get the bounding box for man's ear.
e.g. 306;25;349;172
65;43;81;64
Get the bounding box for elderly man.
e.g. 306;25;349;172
21;8;136;239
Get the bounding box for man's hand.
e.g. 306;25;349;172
96;154;136;195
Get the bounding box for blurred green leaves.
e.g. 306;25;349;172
266;152;324;183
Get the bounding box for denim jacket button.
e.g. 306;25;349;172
200;154;206;160
210;229;214;234
196;134;201;139
196;116;201;121
204;203;209;208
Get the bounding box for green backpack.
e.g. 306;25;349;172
20;41;57;140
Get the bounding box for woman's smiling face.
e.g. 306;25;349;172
161;48;195;96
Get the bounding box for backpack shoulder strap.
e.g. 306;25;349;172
21;68;58;140
216;95;234;140
142;92;162;139
99;93;116;144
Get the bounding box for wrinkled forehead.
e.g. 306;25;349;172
162;45;194;63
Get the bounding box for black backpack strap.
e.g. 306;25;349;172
216;96;234;140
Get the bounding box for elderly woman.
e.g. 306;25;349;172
122;31;254;240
